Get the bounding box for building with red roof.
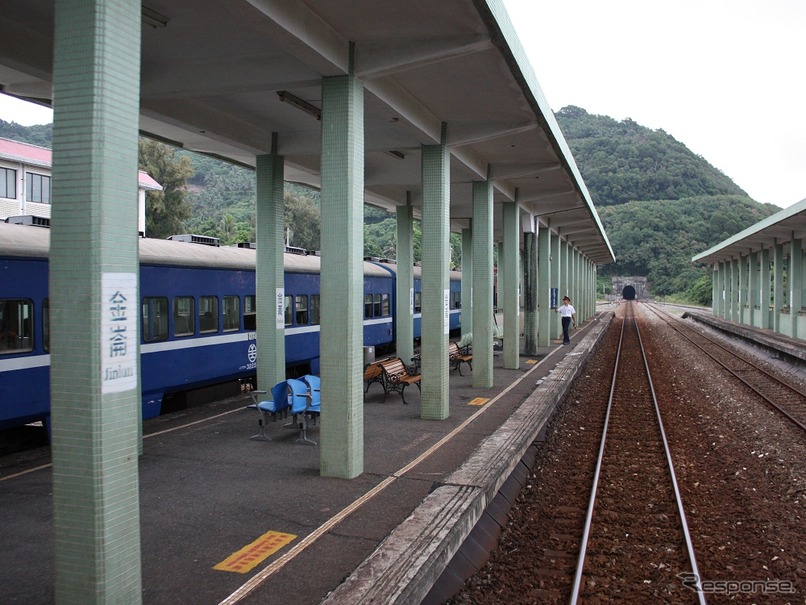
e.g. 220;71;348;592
0;137;162;235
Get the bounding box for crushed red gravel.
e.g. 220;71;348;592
447;303;806;604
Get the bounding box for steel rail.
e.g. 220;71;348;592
568;302;706;605
567;302;625;603
645;303;806;433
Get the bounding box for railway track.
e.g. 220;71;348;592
520;303;705;603
566;302;705;604
645;303;806;434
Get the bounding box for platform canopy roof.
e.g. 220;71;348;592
0;0;614;265
693;197;806;265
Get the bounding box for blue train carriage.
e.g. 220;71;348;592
0;222;398;433
281;253;396;375
123;242;397;417
138;237;259;418
366;259;463;343
0;223;50;430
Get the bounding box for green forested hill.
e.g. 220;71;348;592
555;106;747;205
554;106;780;300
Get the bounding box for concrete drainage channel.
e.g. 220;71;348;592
321;313;613;605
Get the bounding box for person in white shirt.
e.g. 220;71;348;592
556;296;576;344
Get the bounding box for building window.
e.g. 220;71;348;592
0;167;16;199
25;172;51;204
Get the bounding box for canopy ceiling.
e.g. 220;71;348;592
0;0;614;264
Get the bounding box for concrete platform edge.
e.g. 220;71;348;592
321;312;613;604
683;309;806;363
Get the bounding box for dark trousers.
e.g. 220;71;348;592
561;317;571;343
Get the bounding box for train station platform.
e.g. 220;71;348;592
0;309;615;605
681;307;806;367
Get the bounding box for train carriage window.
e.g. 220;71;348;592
199;296;219;333
364;294;373;319
451;291;461;310
43;298;50;352
223;296;240;332
0;299;34;353
310;295;320;325
414;291;422;314
381;293;390;317
284;295;293;327
142;297;169;342
295;295;308;325
173;296;195;337
244;295;256;331
373;294;382;317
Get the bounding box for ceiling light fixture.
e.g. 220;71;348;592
277;91;322;121
142;6;169;28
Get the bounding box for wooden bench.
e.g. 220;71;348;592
379;357;421;404
363;359;387;394
448;341;473;375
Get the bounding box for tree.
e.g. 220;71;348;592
139;138;194;238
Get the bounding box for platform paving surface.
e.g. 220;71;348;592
0;313;613;605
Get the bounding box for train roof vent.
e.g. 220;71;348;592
234;242;256;249
167;234;220;247
284;245;308;255
5;215;51;228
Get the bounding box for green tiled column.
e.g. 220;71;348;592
50;0;142;602
774;243;784;331
739;255;750;324
523;231;538;355
395;201;414;364
749;252;759;325
759;248;770;329
570;247;578;311
420;129;450;420
256;135;286;390
501;201;519;369
790;238;803;338
472;179;494;388
461;225;473;340
537;226;551;347
319;71;364;478
549;234;561;340
729;258;739;321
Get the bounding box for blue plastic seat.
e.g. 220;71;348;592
301;375;321;410
287;378;318;445
248;380;290;441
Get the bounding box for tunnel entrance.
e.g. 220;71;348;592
622;285;636;300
